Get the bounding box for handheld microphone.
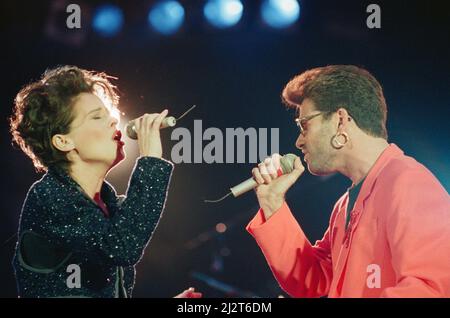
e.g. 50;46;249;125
125;116;176;140
230;153;297;197
125;105;196;140
204;153;298;203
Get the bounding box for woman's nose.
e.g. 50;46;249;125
110;115;118;127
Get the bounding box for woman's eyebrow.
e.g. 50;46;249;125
78;107;103;123
87;107;102;115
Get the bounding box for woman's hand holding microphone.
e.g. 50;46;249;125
132;109;169;159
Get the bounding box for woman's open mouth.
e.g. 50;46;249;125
113;130;125;146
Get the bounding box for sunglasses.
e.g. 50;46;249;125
295;112;324;134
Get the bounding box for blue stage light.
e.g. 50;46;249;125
204;0;243;29
261;0;300;29
92;4;124;37
148;1;185;35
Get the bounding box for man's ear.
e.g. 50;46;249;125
52;134;75;152
336;107;352;131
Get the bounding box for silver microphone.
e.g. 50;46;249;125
203;153;298;203
230;153;297;197
125;116;176;140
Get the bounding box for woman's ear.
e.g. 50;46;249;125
52;134;75;152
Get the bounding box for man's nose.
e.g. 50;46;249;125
295;134;305;150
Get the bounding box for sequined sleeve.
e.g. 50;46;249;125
32;156;174;266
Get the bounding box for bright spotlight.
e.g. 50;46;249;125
92;4;124;37
148;1;185;35
204;0;244;29
261;0;300;29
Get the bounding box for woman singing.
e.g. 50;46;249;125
9;66;200;298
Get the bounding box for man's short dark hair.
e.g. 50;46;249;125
282;65;388;139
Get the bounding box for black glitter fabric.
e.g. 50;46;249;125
12;156;174;298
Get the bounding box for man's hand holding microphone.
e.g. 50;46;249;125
252;153;305;220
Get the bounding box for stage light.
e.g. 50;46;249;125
148;1;185;35
92;4;124;37
204;0;243;29
215;223;227;233
261;0;300;29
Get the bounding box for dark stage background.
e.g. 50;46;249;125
0;0;449;297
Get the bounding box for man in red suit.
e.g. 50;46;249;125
247;65;450;297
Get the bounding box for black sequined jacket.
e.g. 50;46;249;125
12;156;173;298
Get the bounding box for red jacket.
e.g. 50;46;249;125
247;144;450;297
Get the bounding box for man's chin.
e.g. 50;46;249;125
308;167;323;176
307;162;331;176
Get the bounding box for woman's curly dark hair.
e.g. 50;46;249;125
9;65;120;172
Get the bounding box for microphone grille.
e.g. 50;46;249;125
126;121;138;140
280;153;297;174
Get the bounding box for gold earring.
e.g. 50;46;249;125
331;132;349;149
